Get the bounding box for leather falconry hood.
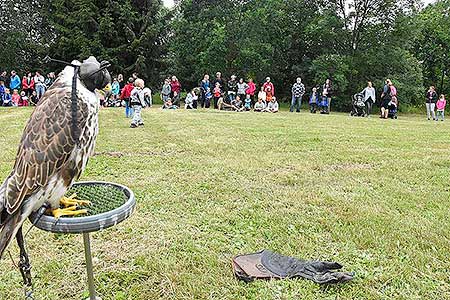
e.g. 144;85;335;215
79;56;111;92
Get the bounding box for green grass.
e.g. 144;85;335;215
0;107;449;300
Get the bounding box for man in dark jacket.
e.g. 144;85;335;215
426;86;438;120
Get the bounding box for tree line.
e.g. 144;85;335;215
0;0;449;110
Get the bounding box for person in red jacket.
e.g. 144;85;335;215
263;77;275;97
246;78;256;105
171;76;181;106
120;78;135;118
22;73;35;97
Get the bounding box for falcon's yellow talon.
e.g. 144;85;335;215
52;207;88;219
59;195;91;208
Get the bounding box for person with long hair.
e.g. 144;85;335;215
361;81;376;116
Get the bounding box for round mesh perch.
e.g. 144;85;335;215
29;181;136;234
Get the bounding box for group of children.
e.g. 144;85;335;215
0;70;55;107
0;87;39;107
182;86;280;113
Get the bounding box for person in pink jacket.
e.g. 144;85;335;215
246;78;256;104
436;94;446;121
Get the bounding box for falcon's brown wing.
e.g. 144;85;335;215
4;79;90;215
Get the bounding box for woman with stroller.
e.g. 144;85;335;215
361;81;376;116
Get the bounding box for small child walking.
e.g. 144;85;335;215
436;94;446;121
130;79;146;128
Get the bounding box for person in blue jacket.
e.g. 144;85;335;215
10;71;21;90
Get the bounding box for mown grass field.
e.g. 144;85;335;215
0;107;449;300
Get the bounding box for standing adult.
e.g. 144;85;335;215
22;73;35;97
237;78;248;101
227;75;238;102
10;71;21;91
161;78;172;104
44;72;55;89
380;79;392;119
290;77;305;113
245;78;256;104
0;71;7;85
171;76;181;106
34;71;46;99
200;74;210;108
322;78;333;112
212;72;224;90
263;77;275;96
117;74;125;90
425;86;438;121
361;81;376;116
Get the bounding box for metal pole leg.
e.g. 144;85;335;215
83;233;101;300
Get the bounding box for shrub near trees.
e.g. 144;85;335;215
1;0;449;110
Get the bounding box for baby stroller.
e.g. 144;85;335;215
388;97;398;119
319;96;329;114
350;93;366;117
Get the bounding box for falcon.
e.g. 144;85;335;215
0;57;111;277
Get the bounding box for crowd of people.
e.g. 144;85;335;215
165;73;335;115
0;70;56;107
1;68;447;123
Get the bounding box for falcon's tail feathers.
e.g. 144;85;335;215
0;212;21;259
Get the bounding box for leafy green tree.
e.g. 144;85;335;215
414;0;450;94
43;0;170;86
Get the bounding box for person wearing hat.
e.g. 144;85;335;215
227;75;238;103
263;77;275;96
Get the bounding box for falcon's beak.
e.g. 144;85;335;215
102;83;112;93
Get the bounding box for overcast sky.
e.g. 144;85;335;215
163;0;435;8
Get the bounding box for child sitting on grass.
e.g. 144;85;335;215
19;91;29;106
263;97;279;113
231;95;244;112
436;94;446;121
2;88;12;106
244;94;252;111
11;89;20;106
254;97;265;112
163;98;179;110
185;89;198;109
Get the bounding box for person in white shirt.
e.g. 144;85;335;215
185;89;198;109
257;86;267;106
254;97;265;112
34;71;46;100
361;81;376;116
263;97;279;113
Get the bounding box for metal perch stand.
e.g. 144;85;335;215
29;181;136;300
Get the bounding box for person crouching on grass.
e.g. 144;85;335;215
130;79;146;128
263;97;279;113
436;94;446;121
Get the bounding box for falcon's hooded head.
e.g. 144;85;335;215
79;56;111;92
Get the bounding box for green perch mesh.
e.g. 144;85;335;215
63;183;128;217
